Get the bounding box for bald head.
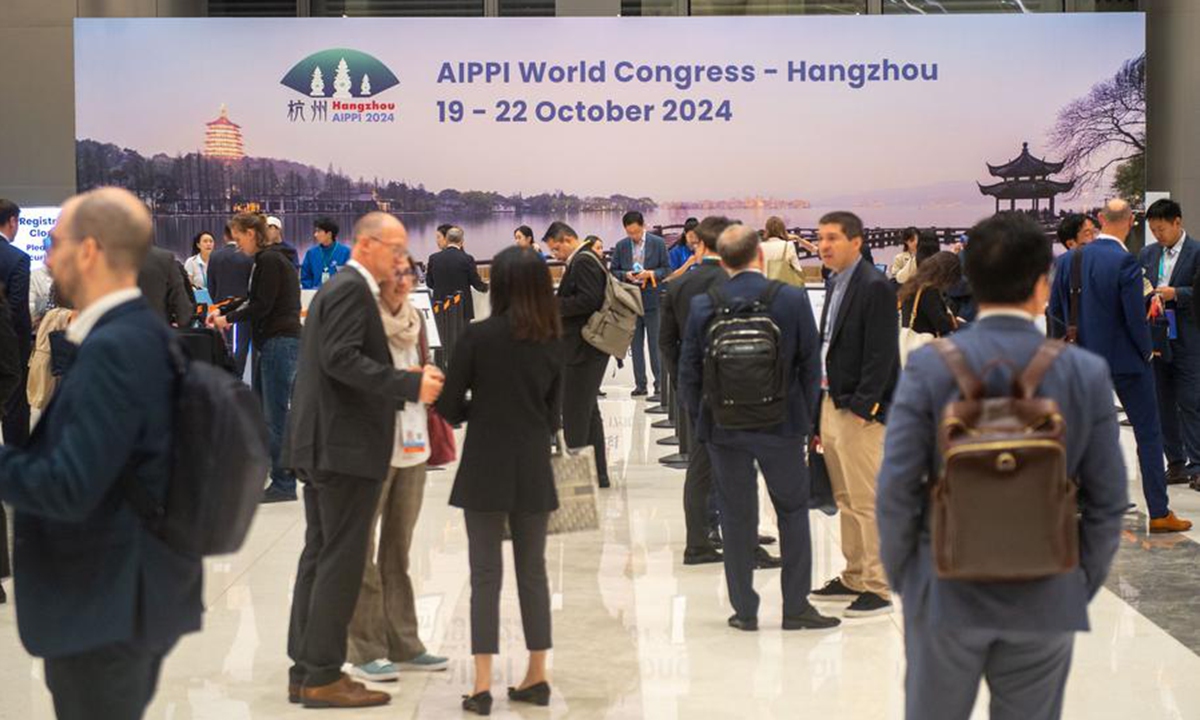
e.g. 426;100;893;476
62;187;153;273
717;223;759;271
351;211;409;283
352;211;404;245
1100;198;1134;241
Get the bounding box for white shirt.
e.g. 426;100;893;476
1095;233;1127;250
1159;234;1187;285
977;308;1037;324
391;342;431;468
184;254;208;290
66;287;143;344
346;259;380;300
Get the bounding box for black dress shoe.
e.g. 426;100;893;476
728;614;758;632
0;584;7;605
508;682;551;706
462;690;493;716
708;530;723;549
683;548;723;565
1167;462;1190;485
1190;476;1200;492
631;388;649;397
648;394;661;404
783;605;841;630
755;546;782;569
757;534;776;545
262;486;298;504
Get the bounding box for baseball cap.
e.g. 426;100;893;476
266;216;282;229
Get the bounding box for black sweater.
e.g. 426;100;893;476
900;286;957;337
223;245;301;342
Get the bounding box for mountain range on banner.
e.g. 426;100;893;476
280;48;400;99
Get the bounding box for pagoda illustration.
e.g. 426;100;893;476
978;142;1074;214
203;104;245;161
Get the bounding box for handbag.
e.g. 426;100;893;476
899;286;936;368
418;315;457;467
807;440;837;516
505;431;600;539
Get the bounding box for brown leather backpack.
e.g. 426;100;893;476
930;338;1079;582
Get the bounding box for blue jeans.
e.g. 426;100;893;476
253;335;300;494
631;308;661;393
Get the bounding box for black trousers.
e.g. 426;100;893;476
464;510;552;655
2;344;30;447
684;441;716;553
288;472;383;687
563;354;609;485
44;641;171;720
709;437;813;619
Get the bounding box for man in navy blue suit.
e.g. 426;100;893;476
1140;199;1200;486
610;211;670;398
0;198;31;606
1050;199;1191;533
0;187;202;720
679;223;838;632
880;211;1128;720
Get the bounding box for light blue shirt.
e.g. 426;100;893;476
821;256;862;385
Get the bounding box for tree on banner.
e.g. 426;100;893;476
361;74;372;96
309;66;325;97
333;58;353;99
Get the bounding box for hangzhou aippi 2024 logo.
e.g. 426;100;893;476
280;49;399;124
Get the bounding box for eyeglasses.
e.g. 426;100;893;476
366;236;407;258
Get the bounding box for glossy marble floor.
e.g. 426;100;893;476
3;362;1200;720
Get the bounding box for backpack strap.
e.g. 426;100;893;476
758;280;785;309
1016;340;1067;400
1066;249;1084;343
931;338;984;401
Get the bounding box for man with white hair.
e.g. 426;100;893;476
0;187;203;719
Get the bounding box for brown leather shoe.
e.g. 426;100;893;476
288;683;301;704
301;675;390;708
1149;512;1193;534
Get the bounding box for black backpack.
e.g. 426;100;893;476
123;341;270;558
702;281;789;430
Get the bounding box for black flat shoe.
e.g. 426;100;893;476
462;690;492;715
508;682;551;706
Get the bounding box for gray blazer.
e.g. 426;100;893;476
877;315;1128;633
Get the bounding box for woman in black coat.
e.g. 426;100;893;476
436;246;563;716
898;250;962;338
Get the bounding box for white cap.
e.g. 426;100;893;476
266;216;282;229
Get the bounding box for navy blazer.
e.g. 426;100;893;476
678;271;821;445
877;316;1128;633
609;233;670;311
1050;237;1152;376
0;236;32;350
1139;234;1200;356
0;299;203;658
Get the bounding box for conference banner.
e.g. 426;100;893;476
74;15;1145;263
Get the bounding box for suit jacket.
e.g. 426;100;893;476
609;233;670;311
1139;234;1200;356
207;243;253;304
877;315;1128;633
0;236;32;354
426;246;489;321
138;245;194;326
284;268;422;481
659;257;727;374
821;260;899;422
0;299;203;657
1050;237;1152;376
557;245;609;366
0;287;19;404
679;271;822;444
436;314;562;513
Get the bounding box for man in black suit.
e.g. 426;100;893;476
207;223;254;377
0;199;31;448
284;212;445;709
426;226;489;322
0;187;203;719
545;221;611;488
660;216;733;565
811;211;899;618
137;243;193;326
678;223;838;632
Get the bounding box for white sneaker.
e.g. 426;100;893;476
348;660;400;682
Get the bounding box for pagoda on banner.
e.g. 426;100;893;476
978;142;1074;214
203;104;245;161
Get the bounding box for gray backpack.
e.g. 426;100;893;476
574;250;644;358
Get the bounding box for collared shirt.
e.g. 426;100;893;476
66;287;143;345
566;241;588;265
821;256;862;385
1159;233;1188;285
977;308;1037;324
347;259;380;300
1095;233;1127;250
631;234;645;268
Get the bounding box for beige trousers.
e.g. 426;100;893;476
820;396;890;599
346;464;428;664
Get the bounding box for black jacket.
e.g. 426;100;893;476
426;246;489;321
821;260;899;423
137;246;193;326
223;245;302;344
659;257;727;374
284;268;422;481
436;314;562;513
0;287;19;405
900;286;956;337
207;243;253;304
557;245;608;366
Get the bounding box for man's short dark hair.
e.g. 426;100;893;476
542;221;577;243
437;223;453;237
1146;198;1183;223
1056;213;1090;248
695;216;734;253
314;217;339;239
818;211;864;241
0;199;19;227
622;211;644;228
515;225;534;241
964;212;1053;305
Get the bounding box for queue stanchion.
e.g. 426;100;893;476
656;379;680;446
659;373;689;467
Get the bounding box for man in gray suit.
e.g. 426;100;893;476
877;212;1128;720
